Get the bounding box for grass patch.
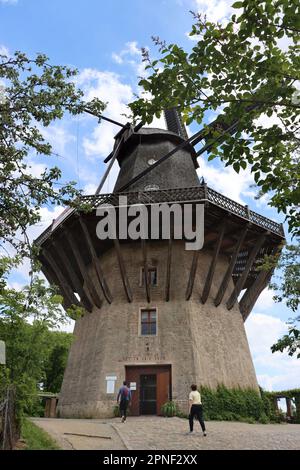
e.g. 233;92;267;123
21;419;60;450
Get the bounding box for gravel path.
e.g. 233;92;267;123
31;417;300;450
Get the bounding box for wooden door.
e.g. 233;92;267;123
125;367;140;416
156;368;170;415
126;365;171;416
140;374;157;414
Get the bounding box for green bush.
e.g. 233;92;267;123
197;385;271;423
258;413;270;424
161;401;178;417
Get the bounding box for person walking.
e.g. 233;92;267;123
188;384;206;436
117;381;131;422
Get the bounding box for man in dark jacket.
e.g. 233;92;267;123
117;381;132;422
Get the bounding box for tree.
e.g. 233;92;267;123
129;0;300;235
0;51;104;413
0;256;76;415
271;316;300;359
268;240;300;358
43;331;73;393
0;50;105;257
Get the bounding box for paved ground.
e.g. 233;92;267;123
31;418;126;450
31;417;300;450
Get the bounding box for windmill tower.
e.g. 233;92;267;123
35;109;284;417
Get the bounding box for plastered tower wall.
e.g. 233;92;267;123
57;241;258;418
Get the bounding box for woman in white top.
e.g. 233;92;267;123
188;384;206;435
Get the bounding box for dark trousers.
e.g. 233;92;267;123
119;399;128;419
189;404;205;432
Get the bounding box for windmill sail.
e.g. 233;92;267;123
164;107;188;140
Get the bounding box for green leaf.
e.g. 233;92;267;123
233;162;240;173
232;1;244;9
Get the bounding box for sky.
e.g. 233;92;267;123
0;0;299;394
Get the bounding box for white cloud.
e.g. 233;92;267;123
197;157;256;204
254;113;283;130
245;313;300;391
0;44;9;56
112;41;147;77
193;0;234;24
83;182;98;194
148;113;167;130
77;66;165;157
112;53;123;65
38;122;76;157
76;69;133;158
25;160;47;178
31;206;65;241
254;287;276;311
112;41;141;63
0;0;17;4
6;205;65;285
57;319;75;333
7;280;24;291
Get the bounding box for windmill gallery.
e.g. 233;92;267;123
34;108;284;418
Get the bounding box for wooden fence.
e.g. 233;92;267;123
0;386;20;450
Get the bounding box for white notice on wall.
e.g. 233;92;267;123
106;375;117;394
130;382;136;390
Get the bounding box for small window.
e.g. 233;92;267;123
141;309;157;336
141;267;157;286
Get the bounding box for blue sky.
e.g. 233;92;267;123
1;0;299;394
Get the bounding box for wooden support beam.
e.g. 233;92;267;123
226;232;267;310
165;238;172;302
64;228;103;308
40;260;72;311
141;238;150;303
204;224;237;250
185;250;200;300
114;237;133;303
239;245;279;320
41;250;82;309
201;221;226;304
51;239;93;312
78;216;112;304
223;235;263;255
239;268;273;321
214;225;248;306
210;225;251;253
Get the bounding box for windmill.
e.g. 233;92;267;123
35;105;284;418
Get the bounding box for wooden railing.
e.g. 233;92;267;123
35;184;284;245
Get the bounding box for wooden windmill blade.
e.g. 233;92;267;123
192;102;261;150
95;123;131;195
164;107;189;140
83;106;125;128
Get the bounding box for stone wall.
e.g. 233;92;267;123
57;240;258;418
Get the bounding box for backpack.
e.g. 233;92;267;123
121;386;129;400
